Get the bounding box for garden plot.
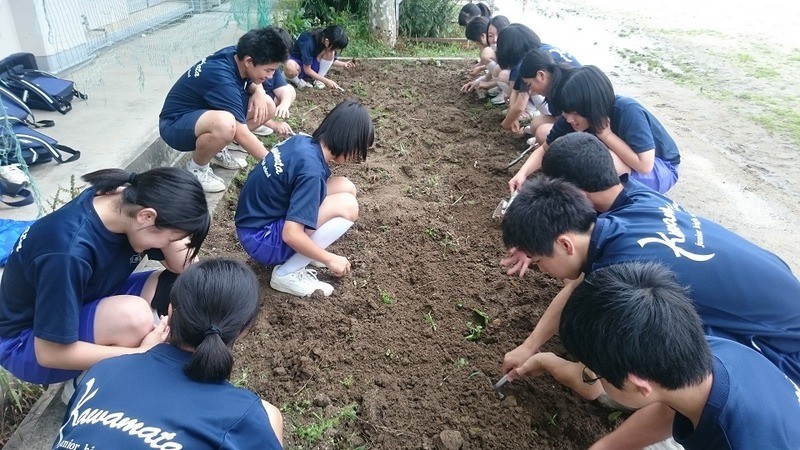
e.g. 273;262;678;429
204;60;615;449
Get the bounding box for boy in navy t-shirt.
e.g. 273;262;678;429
559;261;800;449
159;26;292;193
501;175;800;386
235;99;373;297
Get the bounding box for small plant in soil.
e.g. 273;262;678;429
294;404;359;446
378;224;391;232
608;410;624;426
465;308;490;341
454;357;468;368
378;289;394;304
547;413;559;427
423;311;437;331
384;348;395;359
424;227;440;240
230;368;249;387
340;374;355;387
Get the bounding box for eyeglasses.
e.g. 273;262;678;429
581;365;603;385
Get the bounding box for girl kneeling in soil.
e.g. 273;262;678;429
284;25;355;91
510;65;680;194
0;167;209;385
235;99;374;297
56;258;284;449
460;16;494;95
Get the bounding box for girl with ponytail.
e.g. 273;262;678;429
56;259;284;449
0;166;209;385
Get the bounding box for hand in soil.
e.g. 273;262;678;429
502;342;539;376
501;247;532;277
326;254;351;277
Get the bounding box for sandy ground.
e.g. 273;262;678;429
496;0;800;272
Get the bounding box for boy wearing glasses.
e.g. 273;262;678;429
559;261;800;449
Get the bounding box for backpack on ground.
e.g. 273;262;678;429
0;84;54;128
1;119;80;167
0;53;87;115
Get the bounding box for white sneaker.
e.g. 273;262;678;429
288;78;312;90
491;93;507;105
527;137;537;147
487;86;501;97
0;164;30;195
188;166;226;193
523;125;532;135
270;265;334;297
253;125;274;136
313;80;326;90
309;260;326;268
227;141;246;153
211;148;247;170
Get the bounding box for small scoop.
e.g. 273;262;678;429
492;191;518;221
492;374;510;400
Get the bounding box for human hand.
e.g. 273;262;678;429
507;352;554;381
273;121;294;136
501;247;532;278
344;60;356;69
460;80;475;93
510;121;523;135
325;254;351;277
140;315;169;350
324;78;340;90
508;172;528;194
275;104;290;119
469;65;483;76
502;343;538;375
247;89;269;125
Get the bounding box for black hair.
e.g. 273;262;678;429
311;25;349;55
168;258;261;383
236;26;293;65
486;15;510;40
560;261;713;390
496;24;542;69
458;3;490;26
82;167;209;260
465;16;489;44
552;65;615;132
312;99;374;161
542;133;621;193
502;176;595;256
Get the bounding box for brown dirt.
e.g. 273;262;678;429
204;60;616;449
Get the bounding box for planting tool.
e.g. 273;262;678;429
492;190;518;221
336;86;345;92
492;374;510;400
506;141;541;169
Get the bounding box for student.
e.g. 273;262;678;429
284;25;355;91
510;65;680;194
235;99;374;297
500;176;800;385
230;67;296;145
457;2;491;27
460;17;493;94
461;16;510;96
0;167;210;385
556;261;800;449
518;48;581;147
54;259;284;449
159;26;293;193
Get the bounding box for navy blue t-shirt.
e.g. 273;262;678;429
263;69;287;99
513;43;581;92
672;337;800;449
0;189;144;342
235;134;330;230
587;198;800;383
160;46;249;123
547;95;680;165
54;344;282;450
290;31;318;66
608;175;661;211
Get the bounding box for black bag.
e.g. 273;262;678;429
0;84;54;128
1;119;80;166
0;53;87;114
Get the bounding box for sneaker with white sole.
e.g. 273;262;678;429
270;265;334;297
487;86;501;97
490;93;507;105
227;141;247;153
313;80;326;90
0;164;30;195
288;78;312;90
188;166;226;193
253;125;274;136
211;148;247;170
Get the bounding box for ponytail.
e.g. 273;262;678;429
82;167;210;260
168;259;260;383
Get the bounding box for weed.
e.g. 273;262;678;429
340;374;355;387
464;321;484;341
379;289;395;305
424;174;440;188
547;413;558;426
468;370;482;378
454;357;468;368
750;67;779;79
378;224;391;232
402;185;415;197
350;82;368;97
0;370;42;414
608;410;624;426
294;404;359;444
424;227;440;240
384;348;395;359
49;175;84;212
423;311;437;331
230;369;249;387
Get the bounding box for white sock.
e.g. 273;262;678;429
186;159;209;171
275;217;354;276
289;75;303;84
317;58;334;78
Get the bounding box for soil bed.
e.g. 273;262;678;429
205;60;614;449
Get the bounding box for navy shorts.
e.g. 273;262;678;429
159;110;207;152
237;220;296;266
0;271;153;384
631;158;679;194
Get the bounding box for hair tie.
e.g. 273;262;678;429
128;172;137;184
203;325;221;338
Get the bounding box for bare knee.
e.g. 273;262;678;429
534;125;550;146
339;193;359;221
95;296;154;347
284;60;300;79
199;111;237;142
327;176;357;196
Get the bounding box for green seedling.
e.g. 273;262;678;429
378;224;391;232
424;227;440;240
384;348;395;359
379;289;394;305
340;374;355;387
230;368;249;387
472;308;490;328
608;410;624;426
423;311;437;331
465;308;490;341
464;321;484;341
547;413;558;426
294;404;358;444
454;357;468;368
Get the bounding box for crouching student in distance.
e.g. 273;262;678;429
54;259;284;449
235;99;374;297
284;25;355;90
557;261;800;449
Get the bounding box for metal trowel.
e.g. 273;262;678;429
492;374;510;400
492;191;518;221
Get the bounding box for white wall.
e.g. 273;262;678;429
0;0;23;57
